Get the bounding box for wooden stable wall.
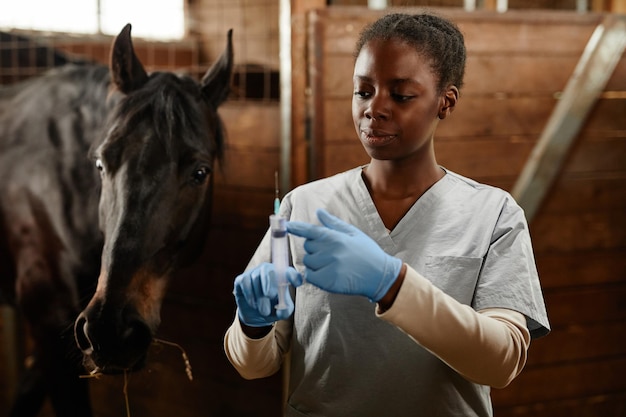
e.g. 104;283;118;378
302;7;626;416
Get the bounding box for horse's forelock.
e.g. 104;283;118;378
108;72;224;159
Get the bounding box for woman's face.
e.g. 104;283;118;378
352;38;452;163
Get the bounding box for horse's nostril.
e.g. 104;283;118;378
74;314;93;353
123;319;152;353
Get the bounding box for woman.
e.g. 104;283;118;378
224;12;550;417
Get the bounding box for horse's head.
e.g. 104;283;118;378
74;24;233;374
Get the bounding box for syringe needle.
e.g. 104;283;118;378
274;170;280;215
275;171;279;198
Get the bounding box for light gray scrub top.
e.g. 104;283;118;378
248;166;550;417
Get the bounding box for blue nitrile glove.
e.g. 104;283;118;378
286;209;403;302
233;262;303;327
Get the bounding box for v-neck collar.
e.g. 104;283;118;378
350;165;456;241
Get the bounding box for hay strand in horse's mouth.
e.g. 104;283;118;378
153;338;193;381
79;369;103;379
123;370;131;417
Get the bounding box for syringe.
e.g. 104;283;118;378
270;214;289;310
271;171;289;310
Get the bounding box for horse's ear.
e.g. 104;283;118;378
200;29;234;107
110;24;149;94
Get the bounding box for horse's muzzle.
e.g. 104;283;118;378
74;306;152;373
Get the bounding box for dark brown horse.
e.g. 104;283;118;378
0;24;233;416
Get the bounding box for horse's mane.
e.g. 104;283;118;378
0;64;111;152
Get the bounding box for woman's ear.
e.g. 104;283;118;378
438;86;459;120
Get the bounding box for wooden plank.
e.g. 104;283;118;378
320;134;626;180
315;8;602;55
322;96;557;141
447;98;626;139
211;188;276;228
55;39;198;70
491;357;626;406
459;19;597;55
531;209;626;252
536;249;626;288
444;173;626;197
465;55;574;94
458;138;626;183
579;96;626;132
322;143;369;177
437;140;535;178
541;175;626;213
493;392;626;417
443;136;626;181
321;94;626;142
215;147;280;189
512;15;626;221
542;282;626;326
525;320;626;366
324;54;584;96
560;137;626;175
444;102;540;139
602;51;626;90
219;103;281;149
317;19;603;114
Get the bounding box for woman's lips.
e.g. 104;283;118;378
360;130;397;146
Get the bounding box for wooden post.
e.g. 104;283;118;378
279;5;326;407
287;0;326;188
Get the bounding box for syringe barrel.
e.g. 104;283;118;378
270;214;289;309
270;214;287;236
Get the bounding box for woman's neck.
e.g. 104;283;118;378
361;160;445;231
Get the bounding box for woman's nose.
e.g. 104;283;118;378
364;95;390;120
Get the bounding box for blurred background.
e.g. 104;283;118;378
0;0;625;416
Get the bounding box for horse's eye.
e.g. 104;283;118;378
192;166;211;185
95;158;105;174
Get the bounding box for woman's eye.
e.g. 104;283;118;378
192;166;211;185
354;90;371;99
392;93;413;102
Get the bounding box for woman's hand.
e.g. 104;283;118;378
233;262;302;327
287;209;403;302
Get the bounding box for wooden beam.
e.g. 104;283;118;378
511;14;626;222
287;0;326;188
280;2;326;406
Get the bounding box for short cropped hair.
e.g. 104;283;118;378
354;13;466;93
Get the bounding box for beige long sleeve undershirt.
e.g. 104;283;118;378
224;316;287;380
377;265;530;388
224;264;530;388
